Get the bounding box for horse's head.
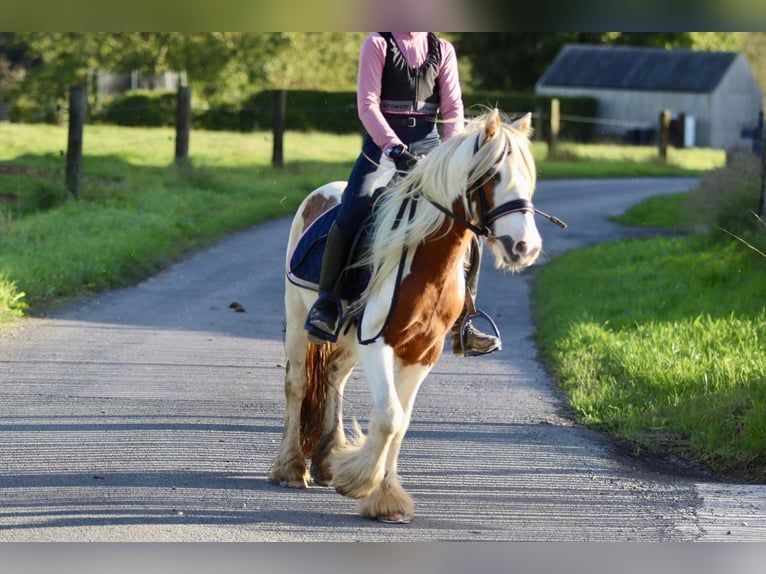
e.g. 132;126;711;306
466;110;542;271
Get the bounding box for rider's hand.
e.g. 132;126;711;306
386;145;419;173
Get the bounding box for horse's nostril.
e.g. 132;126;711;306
515;240;527;255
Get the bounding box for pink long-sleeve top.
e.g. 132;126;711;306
357;32;464;153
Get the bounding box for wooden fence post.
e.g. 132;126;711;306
272;89;286;169
658;109;671;162
175;85;191;165
66;85;85;198
759;115;765;219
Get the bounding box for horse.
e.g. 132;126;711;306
269;109;544;523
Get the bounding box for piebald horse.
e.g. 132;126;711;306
270;109;543;523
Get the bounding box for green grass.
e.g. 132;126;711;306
537;142;724;179
0;124;724;320
2;122;757;481
534;214;766;482
536;155;766;482
610;191;694;229
0;124;358;313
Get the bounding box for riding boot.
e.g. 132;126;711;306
305;223;351;344
451;239;501;356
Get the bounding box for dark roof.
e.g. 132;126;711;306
537;44;739;93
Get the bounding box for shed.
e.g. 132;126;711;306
535;44;764;149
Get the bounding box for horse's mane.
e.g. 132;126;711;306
351;109;536;311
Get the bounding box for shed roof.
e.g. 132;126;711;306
537;44;739;93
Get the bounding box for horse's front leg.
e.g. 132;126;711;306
332;341;402;500
358;361;431;523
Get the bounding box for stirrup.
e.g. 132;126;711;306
304;294;343;344
459;309;502;357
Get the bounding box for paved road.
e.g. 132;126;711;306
1;177;764;541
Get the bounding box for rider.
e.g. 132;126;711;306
305;32;500;357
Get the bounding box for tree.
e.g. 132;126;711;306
6;33;363;108
454;32;744;92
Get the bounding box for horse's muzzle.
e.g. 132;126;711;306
498;235;540;267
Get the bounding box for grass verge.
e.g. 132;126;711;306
0;124;357;316
0;124;725;323
534;185;766;482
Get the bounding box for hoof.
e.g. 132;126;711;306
377;513;412;524
279;478;309;488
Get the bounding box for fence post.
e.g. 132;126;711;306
272;89;286;169
547;98;560;153
658;109;671;162
66;85;85;198
759;113;765;219
175;85;191;165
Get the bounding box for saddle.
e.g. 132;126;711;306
287;187;502;350
286;203;372;302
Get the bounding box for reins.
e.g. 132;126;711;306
357;193;419;346
425;133;568;236
356;125;567;346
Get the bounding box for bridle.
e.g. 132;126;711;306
424;134;567;237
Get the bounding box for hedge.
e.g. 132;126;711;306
86;88;599;142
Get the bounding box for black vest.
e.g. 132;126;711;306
379;32;442;118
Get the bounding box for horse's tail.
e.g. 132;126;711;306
299;341;334;456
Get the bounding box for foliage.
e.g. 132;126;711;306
534;233;766;481
685;149;766;253
611;192;691;229
1;33;364;111
456;32;744;91
93;90;178;127
536;156;766;481
464;91;598;141
0;124;359;314
0;123;724;321
741;32;766;108
2;32;754;116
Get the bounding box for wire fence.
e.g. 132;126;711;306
2;88;765;210
4;91;763;153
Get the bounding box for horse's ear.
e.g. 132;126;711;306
512;112;533;138
482;108;502;145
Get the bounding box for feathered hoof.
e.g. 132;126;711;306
330;438;381;500
358;479;414;524
334;479;377;500
268;458;310;489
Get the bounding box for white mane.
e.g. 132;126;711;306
352;109;536;310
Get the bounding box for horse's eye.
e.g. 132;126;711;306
493;171;501;184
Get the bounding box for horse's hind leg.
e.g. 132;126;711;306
310;345;355;486
357;362;430;523
269;293;312;488
269;351;311;488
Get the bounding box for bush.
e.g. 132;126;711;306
93;90;177;127
464;91;598;142
238;90;359;133
87;88;598;141
686;148;766;251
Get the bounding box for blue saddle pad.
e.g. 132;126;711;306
286;205;370;300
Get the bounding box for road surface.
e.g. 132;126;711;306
1;177;764;541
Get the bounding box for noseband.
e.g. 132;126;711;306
425;134;567;236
